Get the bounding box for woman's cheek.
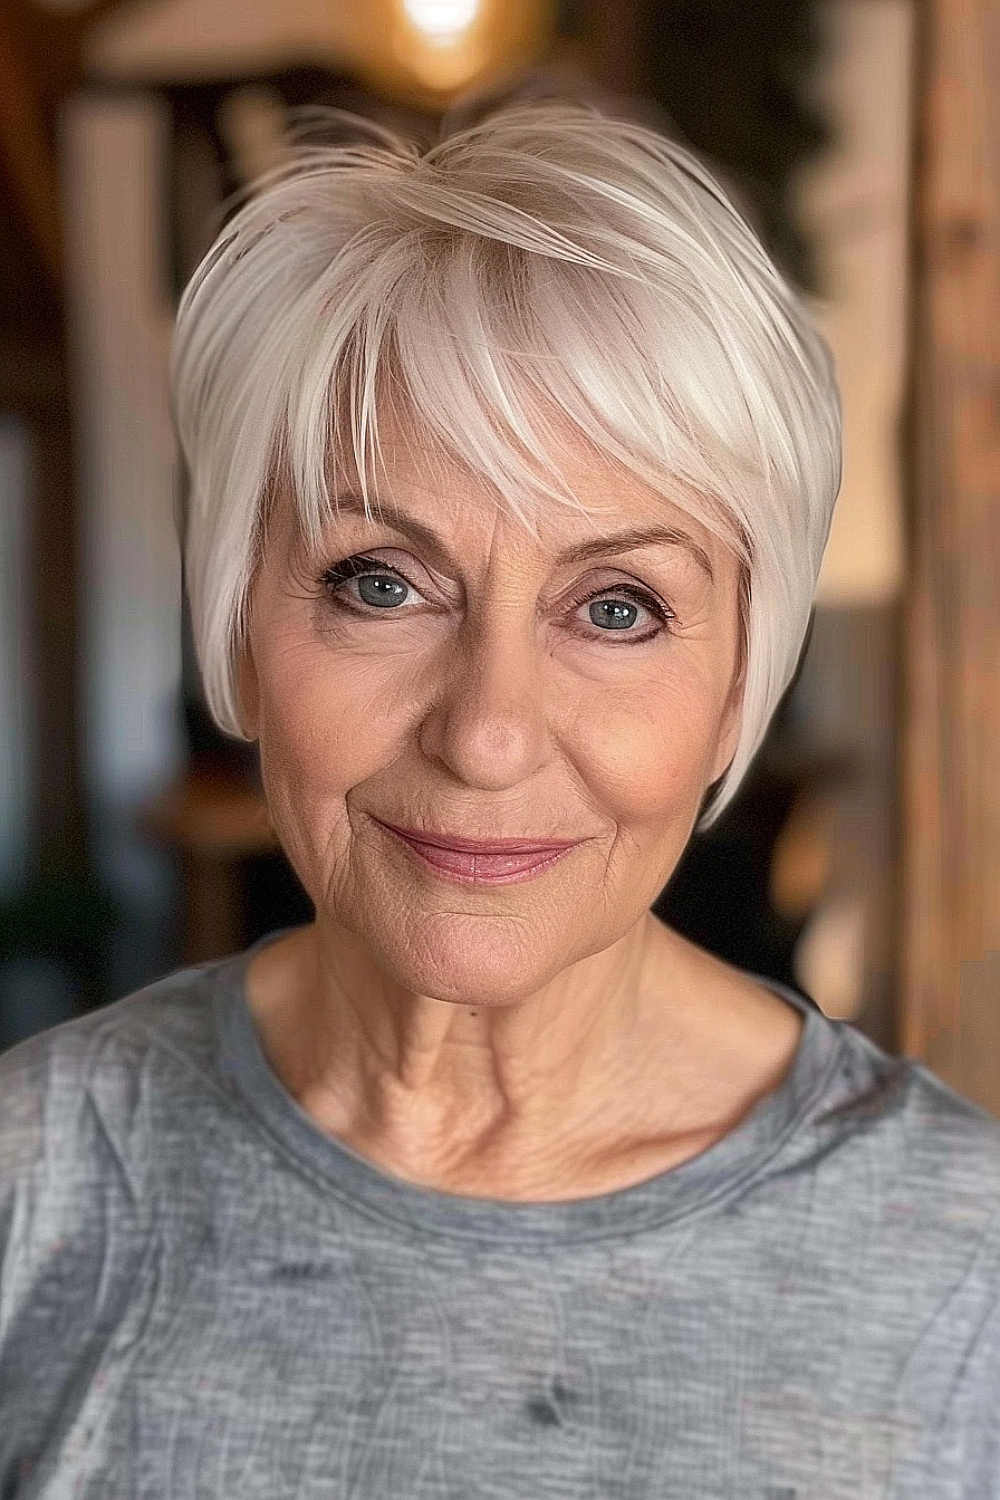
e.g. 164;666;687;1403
260;640;409;781
572;675;717;824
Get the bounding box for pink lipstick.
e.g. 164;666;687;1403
374;820;581;886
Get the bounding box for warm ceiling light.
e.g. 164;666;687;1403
401;0;481;42
359;0;555;109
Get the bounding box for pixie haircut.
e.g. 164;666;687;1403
170;99;842;833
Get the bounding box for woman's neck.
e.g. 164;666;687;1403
244;916;804;1201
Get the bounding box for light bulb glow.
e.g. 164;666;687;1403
402;0;480;41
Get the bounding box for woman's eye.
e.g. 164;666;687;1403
572;585;675;644
321;555;420;612
320;556;674;644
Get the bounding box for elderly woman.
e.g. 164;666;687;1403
2;99;999;1499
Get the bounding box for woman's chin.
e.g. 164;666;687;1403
365;927;572;1010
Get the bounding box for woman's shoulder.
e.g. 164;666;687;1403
829;1012;1000;1151
0;951;238;1194
814;1014;1000;1249
708;943;1000;1218
0;953;245;1474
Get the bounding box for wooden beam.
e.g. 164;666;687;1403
900;0;1000;1110
0;0;146;290
0;14;62;285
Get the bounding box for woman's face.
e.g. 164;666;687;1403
240;419;745;1006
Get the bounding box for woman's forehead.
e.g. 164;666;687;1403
324;405;724;557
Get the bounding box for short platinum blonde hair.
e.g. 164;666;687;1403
170;99;841;833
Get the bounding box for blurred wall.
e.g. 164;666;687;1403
0;417;35;897
801;0;911;611
86;0;363;81
787;0;912;1033
61;92;185;996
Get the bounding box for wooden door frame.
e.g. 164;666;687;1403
899;0;1000;1111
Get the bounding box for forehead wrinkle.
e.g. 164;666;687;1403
323;489;716;582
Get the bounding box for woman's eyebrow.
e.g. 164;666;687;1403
328;492;716;583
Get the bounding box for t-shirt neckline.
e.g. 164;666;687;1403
213;925;844;1247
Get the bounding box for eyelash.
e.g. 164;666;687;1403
318;553;676;645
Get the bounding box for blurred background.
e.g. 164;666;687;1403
0;0;996;1109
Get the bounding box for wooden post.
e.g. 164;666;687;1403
900;0;1000;1110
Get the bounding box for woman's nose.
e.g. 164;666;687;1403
417;613;552;791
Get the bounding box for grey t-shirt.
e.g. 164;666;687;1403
2;926;1000;1499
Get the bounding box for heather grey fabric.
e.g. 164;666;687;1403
2;925;1000;1500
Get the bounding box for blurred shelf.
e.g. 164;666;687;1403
137;763;279;965
137;762;279;858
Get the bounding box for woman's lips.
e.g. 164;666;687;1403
376;822;580;885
